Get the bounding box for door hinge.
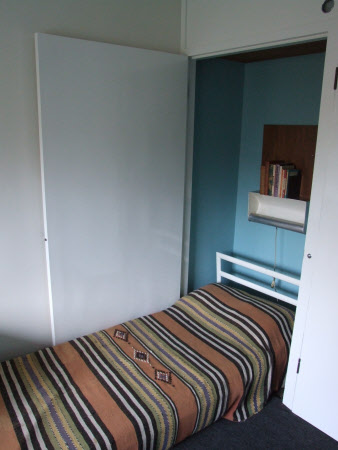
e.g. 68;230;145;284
296;358;301;374
334;67;338;90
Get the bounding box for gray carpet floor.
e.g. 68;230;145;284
174;396;338;449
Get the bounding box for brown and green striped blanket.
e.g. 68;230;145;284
0;284;294;449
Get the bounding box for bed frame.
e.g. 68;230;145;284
216;252;299;306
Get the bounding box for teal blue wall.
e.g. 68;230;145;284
189;53;325;293
188;59;244;291
232;53;325;293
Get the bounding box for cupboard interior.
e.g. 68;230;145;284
188;41;326;296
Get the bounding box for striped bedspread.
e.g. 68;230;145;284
0;284;294;449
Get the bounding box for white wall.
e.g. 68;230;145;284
182;0;337;56
0;0;181;361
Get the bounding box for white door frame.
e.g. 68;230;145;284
181;23;337;415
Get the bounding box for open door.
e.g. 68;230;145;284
36;33;188;344
283;26;338;441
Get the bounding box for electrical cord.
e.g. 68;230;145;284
271;227;277;291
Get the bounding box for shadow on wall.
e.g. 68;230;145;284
0;334;48;362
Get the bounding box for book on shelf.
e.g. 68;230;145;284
260;160;301;199
273;164;282;197
260;161;272;196
286;169;302;199
278;164;295;197
264;160;284;196
264;160;271;195
260;165;266;195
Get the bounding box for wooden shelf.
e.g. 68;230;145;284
248;192;308;233
261;125;317;201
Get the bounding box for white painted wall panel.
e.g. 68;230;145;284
0;0;181;361
36;33;187;344
182;0;337;56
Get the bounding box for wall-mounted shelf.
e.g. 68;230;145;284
248;192;308;233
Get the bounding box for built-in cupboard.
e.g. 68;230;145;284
183;2;338;439
188;47;325;295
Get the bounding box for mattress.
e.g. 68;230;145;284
0;283;294;449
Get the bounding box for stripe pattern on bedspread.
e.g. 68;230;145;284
0;284;294;449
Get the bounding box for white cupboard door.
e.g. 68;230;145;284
288;25;338;441
36;34;188;344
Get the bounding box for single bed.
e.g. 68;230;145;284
0;274;295;449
